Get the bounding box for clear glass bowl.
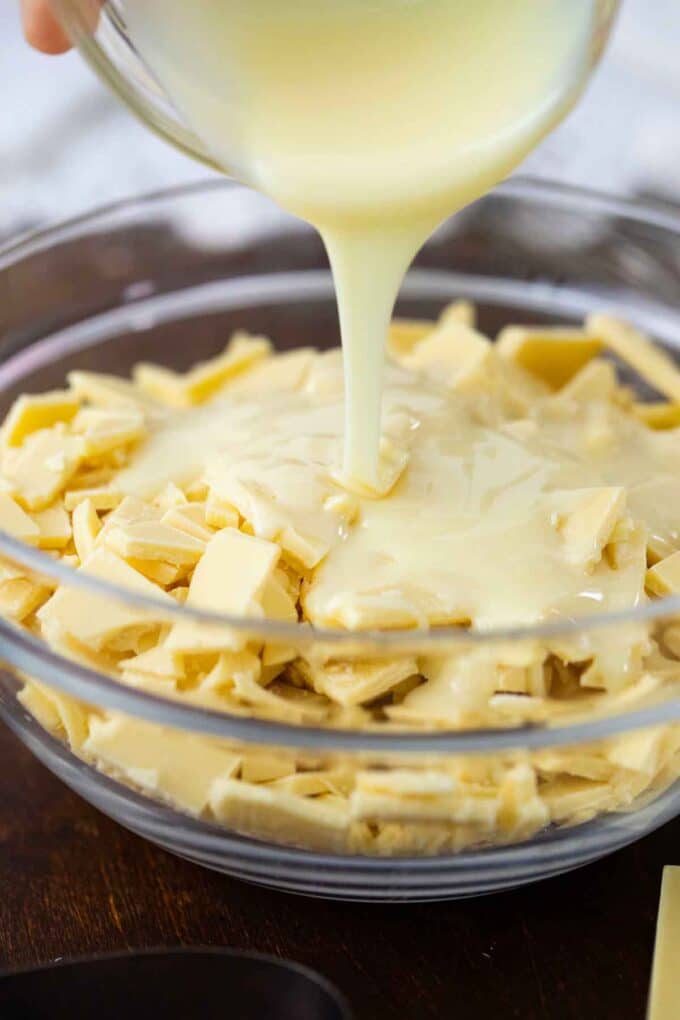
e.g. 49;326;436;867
49;1;621;177
1;178;679;901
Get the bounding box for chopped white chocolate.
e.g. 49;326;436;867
205;493;240;530
633;402;680;430
64;487;123;512
67;370;161;414
558;358;618;403
0;493;41;544
0;577;51;621
161;503;215;543
3;310;680;859
648;867;680;1020
554;487;626;569
496;326;602;389
134;334;271;407
404;318;491;376
209;778;349;852
2;390;80;448
72;407;146;457
72;498;101;562
388;318;435;357
588;313;680;402
105;520;206;566
646;552;680;597
166;529;279;653
31;501;72;550
3;427;84;510
84;714;241;814
227;348;315;396
295;657;418;707
38;546;172;651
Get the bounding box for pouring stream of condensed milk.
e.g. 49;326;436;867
120;0;597;489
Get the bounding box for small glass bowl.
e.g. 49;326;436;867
0;178;679;901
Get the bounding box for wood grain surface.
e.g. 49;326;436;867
0;725;677;1020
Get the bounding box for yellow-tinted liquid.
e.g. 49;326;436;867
121;0;597;486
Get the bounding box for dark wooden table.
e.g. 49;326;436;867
0;726;677;1019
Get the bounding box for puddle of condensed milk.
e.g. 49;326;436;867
120;0;597;488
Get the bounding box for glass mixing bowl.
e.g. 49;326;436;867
0;178;679;901
49;1;621;177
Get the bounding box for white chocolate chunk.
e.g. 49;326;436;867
121;645;185;681
0;577;51;621
67;370;161;415
134;334;271;407
205;493;240;530
558;358;618;403
64;487;123;512
554;487;626;569
588;314;680;402
646;552;680;597
161;503;215;543
106;520;206;566
498;763;549;837
209;778;349;851
72;499;101;562
648;867;680;1020
227;348;315;396
542;776;616;823
2;390;80;448
496;326;602;389
0;493;40;544
31;501;71;550
38;546;172;650
295;657;418;707
3;427;84;510
85;714;240;815
388;318;435;358
19;682;90;749
260;570;298;623
153;482;187;511
72;408;146;457
166;529;279;653
632;402;680;430
240;753;295;784
187;528;279;615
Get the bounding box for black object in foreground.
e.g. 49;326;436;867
0;948;352;1019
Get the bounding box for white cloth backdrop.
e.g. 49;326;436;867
1;0;679;241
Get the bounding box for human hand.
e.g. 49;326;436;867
21;0;72;54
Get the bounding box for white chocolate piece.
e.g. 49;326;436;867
633;402;680;430
134;334;271;407
85;714;241;815
38;547;172;650
2;390;80;448
68;370;161;415
209;778;349;852
296;657;418;707
31;501;72;550
0;493;40;544
554;487;626;569
166;529;279;653
648;867;680;1020
646;552;680;597
496;326;602;389
106;520;206;566
588;314;680;402
3;428;84;510
72;408;146;457
72;499;101;562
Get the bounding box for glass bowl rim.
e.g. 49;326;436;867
2;175;680;751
